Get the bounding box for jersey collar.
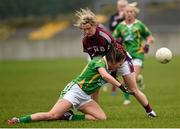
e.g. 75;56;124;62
122;19;139;25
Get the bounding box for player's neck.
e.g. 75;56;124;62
125;18;135;25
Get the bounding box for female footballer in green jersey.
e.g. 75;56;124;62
113;4;154;104
7;47;130;125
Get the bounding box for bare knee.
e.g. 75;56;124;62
87;113;107;120
130;87;139;96
101;115;107;120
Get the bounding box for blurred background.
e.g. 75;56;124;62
0;0;180;60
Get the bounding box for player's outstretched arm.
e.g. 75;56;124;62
98;67;134;94
98;67;121;87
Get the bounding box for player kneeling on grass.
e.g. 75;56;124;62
7;46;134;125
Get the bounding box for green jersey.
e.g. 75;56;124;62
113;19;152;61
73;57;109;95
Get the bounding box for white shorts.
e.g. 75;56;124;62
60;82;93;109
117;60;134;76
132;59;143;67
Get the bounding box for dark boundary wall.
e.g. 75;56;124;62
0;0;94;18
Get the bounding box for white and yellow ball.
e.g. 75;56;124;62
155;47;172;64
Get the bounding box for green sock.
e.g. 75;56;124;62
71;114;85;120
123;92;130;100
19;115;32;123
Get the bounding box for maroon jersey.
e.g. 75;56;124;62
82;26;134;76
82;26;116;59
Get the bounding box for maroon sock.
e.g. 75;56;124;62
144;103;152;113
112;85;116;92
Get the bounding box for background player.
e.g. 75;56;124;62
109;0;128;32
109;0;132;104
113;4;154;92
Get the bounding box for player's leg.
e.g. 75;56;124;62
134;65;141;80
123;73;147;105
79;100;107;120
123;73;156;117
132;59;145;90
7;99;72;125
7;81;77;125
117;60;133;105
137;74;145;90
111;85;117;96
31;99;72;121
122;92;131;105
59;82;105;121
134;65;145;90
91;89;100;103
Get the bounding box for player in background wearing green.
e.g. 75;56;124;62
113;3;154;104
7;47;131;125
108;0;128;97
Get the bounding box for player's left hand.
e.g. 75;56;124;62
119;84;134;95
144;44;149;53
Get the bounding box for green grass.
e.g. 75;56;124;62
0;57;180;128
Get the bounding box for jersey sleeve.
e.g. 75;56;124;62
139;21;152;38
94;58;106;69
112;24;122;39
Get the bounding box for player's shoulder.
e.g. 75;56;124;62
91;56;102;61
97;26;114;42
134;19;148;31
90;56;104;64
116;21;126;28
135;19;145;25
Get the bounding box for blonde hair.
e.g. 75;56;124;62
74;8;97;28
127;2;140;14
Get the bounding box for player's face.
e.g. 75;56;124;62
117;1;127;12
124;6;136;20
81;23;96;37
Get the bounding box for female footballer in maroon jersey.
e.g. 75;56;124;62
74;8;156;118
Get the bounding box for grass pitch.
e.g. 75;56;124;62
0;57;180;128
